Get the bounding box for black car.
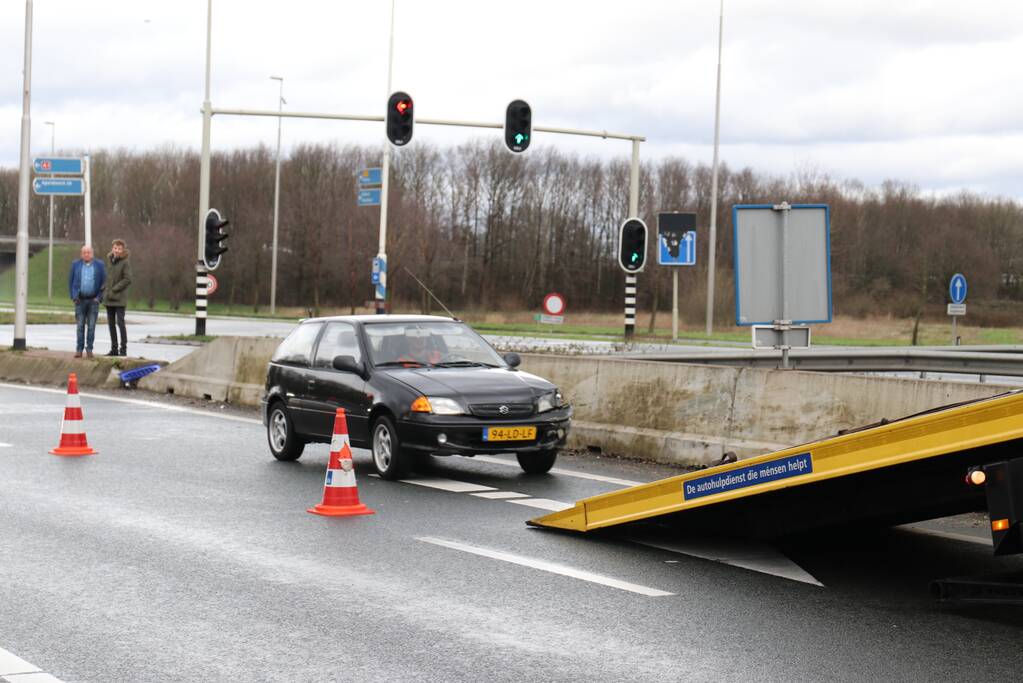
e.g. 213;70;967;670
261;315;572;478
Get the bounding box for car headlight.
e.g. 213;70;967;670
537;390;563;413
426;396;465;415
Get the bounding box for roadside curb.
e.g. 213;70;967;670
0;349;168;389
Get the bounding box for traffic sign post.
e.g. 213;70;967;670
949;273;968;345
658;212;697;341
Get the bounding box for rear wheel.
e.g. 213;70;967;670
371;415;408;480
517;449;558;474
267;403;304;461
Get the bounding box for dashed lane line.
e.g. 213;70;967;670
395;476;497;493
471;455;645;487
507;498;575;512
471;491;531;499
0;646;65;682
0;443;12;448
417;536;674;597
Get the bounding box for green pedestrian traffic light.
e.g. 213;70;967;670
618;218;647;273
504;99;532;154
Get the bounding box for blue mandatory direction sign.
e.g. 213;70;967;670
33;178;85;196
949;273;967;304
358;189;381;206
33;157;84;175
358;168;382;186
659;230;696;265
683;452;813;501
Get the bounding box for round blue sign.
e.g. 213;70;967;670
949;273;967;304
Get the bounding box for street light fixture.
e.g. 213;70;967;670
44;120;55;303
270;75;285;315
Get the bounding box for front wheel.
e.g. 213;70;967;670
517;449;558;474
267;403;304;461
371;415;408;480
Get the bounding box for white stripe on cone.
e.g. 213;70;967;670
325;468;357;488
66;394;80;408
330;433;351;452
59;420;85;434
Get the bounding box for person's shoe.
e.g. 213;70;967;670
106;349;118;357
86;351;94;359
73;352;83;359
119;347;127;357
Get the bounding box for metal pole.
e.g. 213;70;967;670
13;0;33;351
705;0;724;336
196;0;213;335
270;75;284;315
45;120;54;304
672;270;679;341
952;315;957;346
624;139;641;340
376;0;396;315
776;201;791;369
83;154;92;247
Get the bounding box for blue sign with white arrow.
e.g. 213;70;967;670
358;168;382;186
659;230;696;266
33;157;84;175
358;189;381;207
949;273;967;304
33;178;85;196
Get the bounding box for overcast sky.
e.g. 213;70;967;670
2;0;1022;199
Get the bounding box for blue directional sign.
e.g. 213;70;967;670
949;273;967;304
371;257;383;284
358;168;382;186
33;178;85;196
657;212;697;266
33;157;84;175
357;189;381;207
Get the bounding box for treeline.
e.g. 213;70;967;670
2;141;1022;323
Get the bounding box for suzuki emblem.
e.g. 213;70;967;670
499;405;509;415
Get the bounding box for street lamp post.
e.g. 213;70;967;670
269;75;284;315
705;0;725;335
13;0;33;351
44;120;55;304
376;0;396;314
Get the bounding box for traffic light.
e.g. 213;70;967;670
618;218;648;273
386;91;414;146
504;99;532;153
204;208;230;270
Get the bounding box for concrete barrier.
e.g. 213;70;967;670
0;349;165;389
137;336;1015;467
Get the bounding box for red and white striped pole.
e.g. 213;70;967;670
50;372;97;456
308;408;374;517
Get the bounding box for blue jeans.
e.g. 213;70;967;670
75;298;100;352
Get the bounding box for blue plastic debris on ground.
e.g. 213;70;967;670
118;364;162;385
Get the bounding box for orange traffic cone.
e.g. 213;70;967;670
308;408;374;517
50;372;97;456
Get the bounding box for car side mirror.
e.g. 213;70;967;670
333;355;367;378
503;352;521;368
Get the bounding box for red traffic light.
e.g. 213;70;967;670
396;99;411;115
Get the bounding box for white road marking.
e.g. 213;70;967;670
396;476;497;493
0;382;261;425
417;536;674;597
901;524;992;546
0;443;12;448
0;645;65;682
507;498;575;512
471;455;645;487
627;533;824;587
471;491;531;499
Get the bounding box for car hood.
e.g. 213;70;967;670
382;367;554;403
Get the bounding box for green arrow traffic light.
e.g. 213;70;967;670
514;133;528;145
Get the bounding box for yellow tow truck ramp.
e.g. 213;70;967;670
530;390;1023;557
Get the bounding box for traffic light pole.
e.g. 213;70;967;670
376;0;396;315
196;0;214;336
625;140;641;341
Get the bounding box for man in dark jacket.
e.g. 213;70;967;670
103;239;134;356
68;244;106;359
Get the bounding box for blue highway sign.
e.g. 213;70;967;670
358;189;381;207
33;157;84;175
358;168;382;186
33;178;85;196
949;273;967;304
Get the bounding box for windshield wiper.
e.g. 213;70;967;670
434;360;499;368
375;360;428;368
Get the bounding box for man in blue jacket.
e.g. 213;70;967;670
68;244;106;358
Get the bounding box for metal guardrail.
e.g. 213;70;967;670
625;348;1023;377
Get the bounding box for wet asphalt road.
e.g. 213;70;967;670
2;382;1022;682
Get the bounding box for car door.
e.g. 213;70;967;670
306;322;371;442
269;321;324;436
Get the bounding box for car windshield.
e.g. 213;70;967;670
363;321;505;368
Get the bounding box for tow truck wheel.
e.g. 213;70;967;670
517;449;558;474
268;403;304;461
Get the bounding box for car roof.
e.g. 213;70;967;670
299;314;459;325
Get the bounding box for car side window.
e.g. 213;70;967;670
271;322;323;366
313;322;362;369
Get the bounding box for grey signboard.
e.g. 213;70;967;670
733;204;831;326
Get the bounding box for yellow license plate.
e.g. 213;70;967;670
484;426;537;442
